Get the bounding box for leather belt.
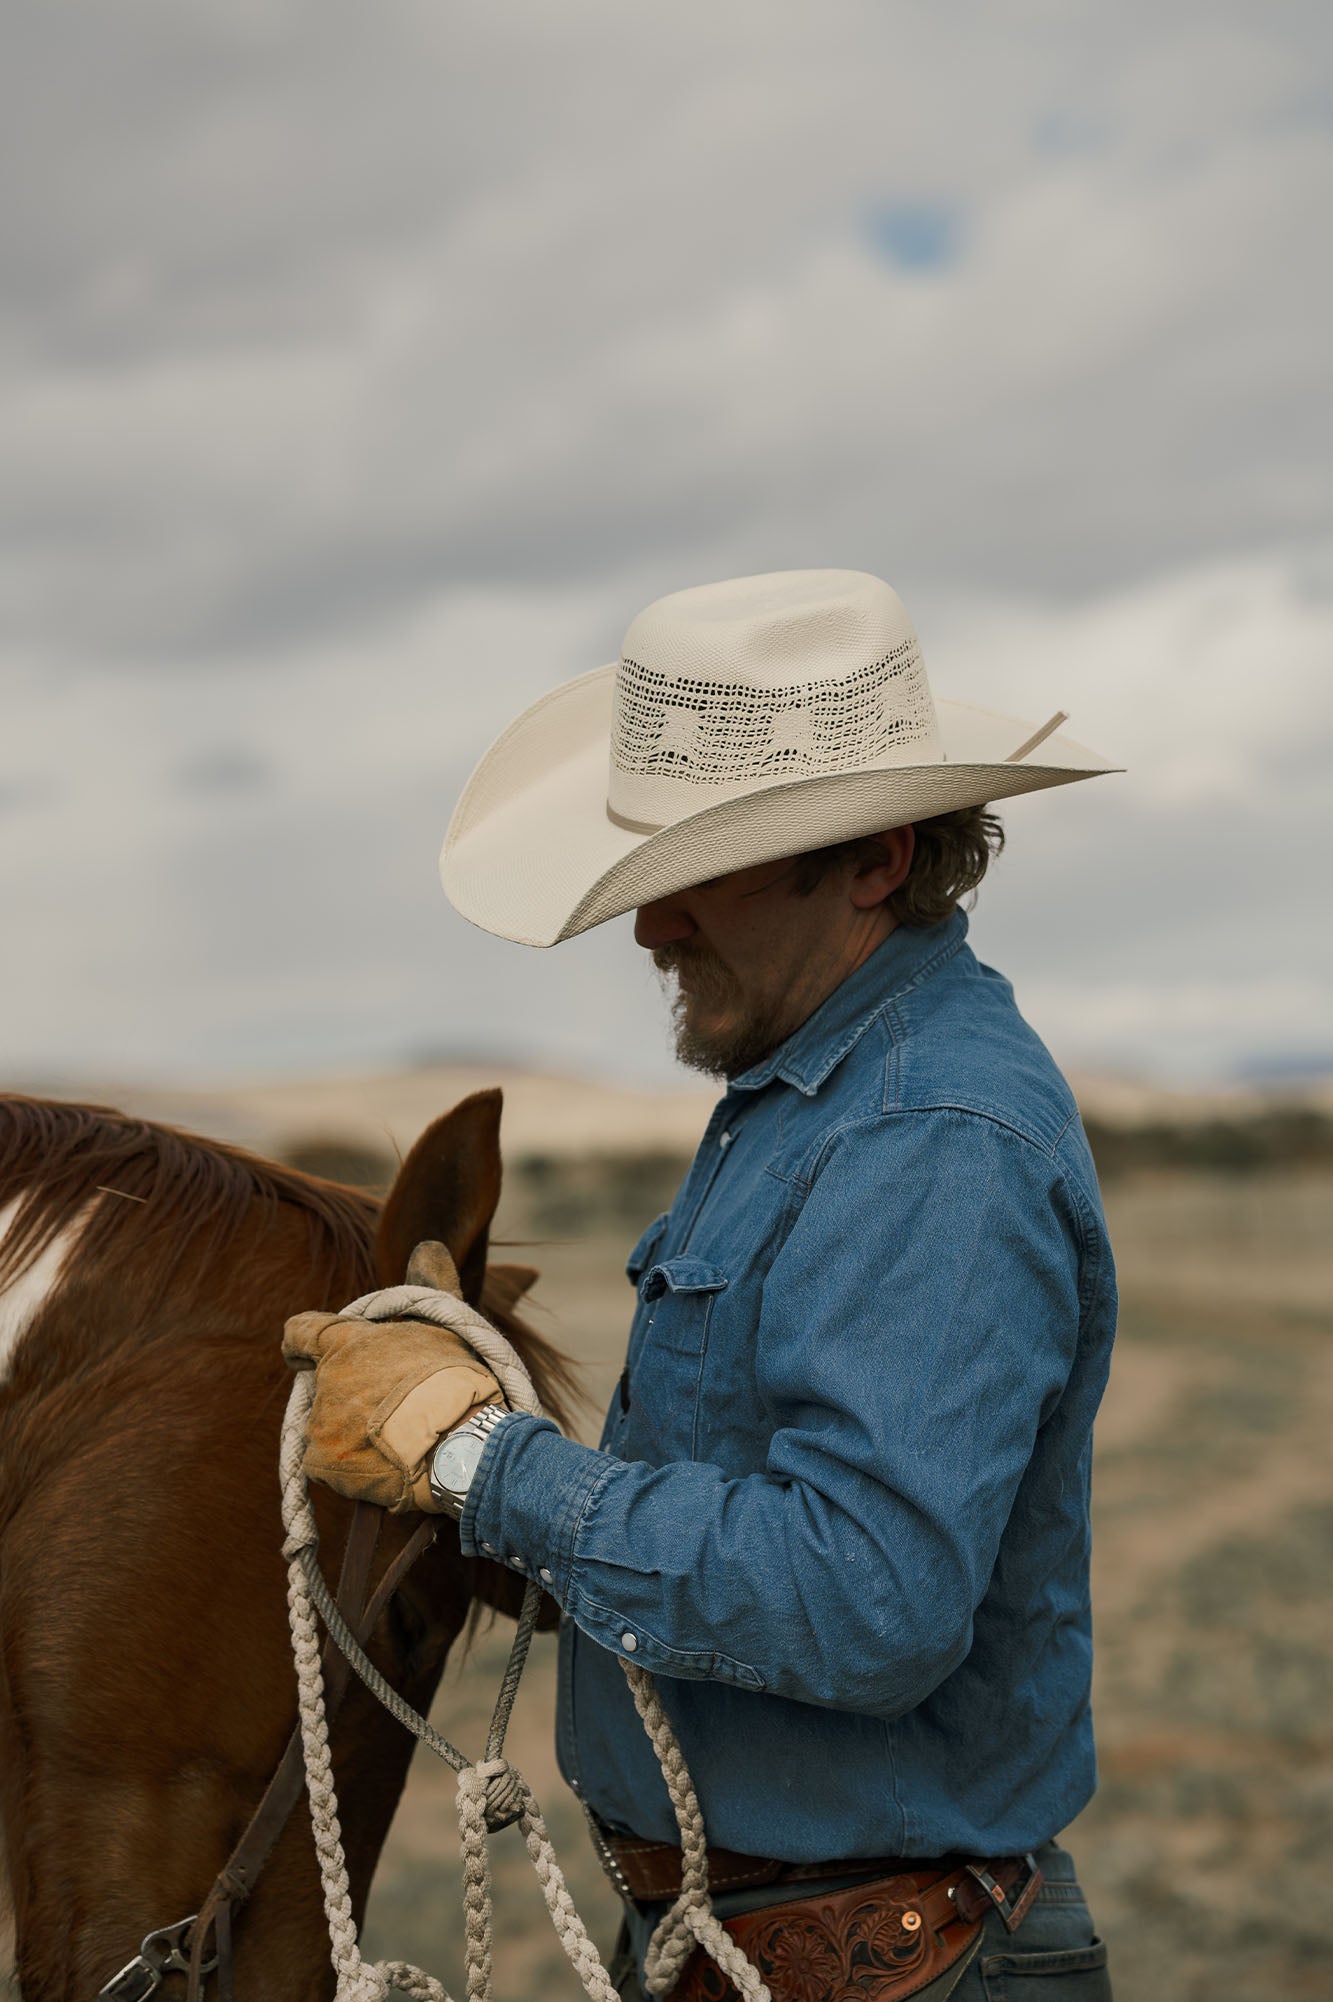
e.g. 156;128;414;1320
596;1827;1040;1924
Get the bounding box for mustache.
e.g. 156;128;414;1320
652;940;709;975
652;939;739;1000
653;939;723;976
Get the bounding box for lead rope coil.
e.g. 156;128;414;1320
280;1280;770;2002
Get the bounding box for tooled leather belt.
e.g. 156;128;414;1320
590;1822;1043;2002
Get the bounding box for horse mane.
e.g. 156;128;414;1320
0;1094;380;1311
0;1095;576;1425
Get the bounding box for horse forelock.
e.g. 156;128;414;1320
0;1095;381;1330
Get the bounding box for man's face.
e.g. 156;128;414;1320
634;837;910;1078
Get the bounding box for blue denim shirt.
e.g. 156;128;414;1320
461;910;1117;1862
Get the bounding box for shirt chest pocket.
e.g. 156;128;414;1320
627;1256;729;1464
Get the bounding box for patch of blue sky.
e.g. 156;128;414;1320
863;199;965;273
1032;108;1112;156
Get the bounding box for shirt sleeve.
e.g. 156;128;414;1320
460;1108;1090;1716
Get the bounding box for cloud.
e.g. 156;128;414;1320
1;0;1329;1086
1;552;1327;1085
4;2;1331;651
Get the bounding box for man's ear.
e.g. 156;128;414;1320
849;825;915;908
375;1090;505;1303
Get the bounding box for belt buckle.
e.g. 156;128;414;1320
964;1853;1043;1934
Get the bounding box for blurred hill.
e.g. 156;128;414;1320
18;1063;1333;1227
31;1062;717;1169
20;1058;1333;1157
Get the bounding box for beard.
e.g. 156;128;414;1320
653;941;792;1080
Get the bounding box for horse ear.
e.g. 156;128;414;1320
376;1090;504;1302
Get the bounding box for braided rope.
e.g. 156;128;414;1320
281;1282;769;2002
622;1666;770;2001
281;1373;388;2002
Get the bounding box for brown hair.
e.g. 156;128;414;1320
789;804;1005;926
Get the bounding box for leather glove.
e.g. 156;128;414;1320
284;1264;505;1514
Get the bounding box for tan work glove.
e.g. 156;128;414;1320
284;1270;505;1514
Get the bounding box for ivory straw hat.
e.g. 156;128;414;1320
441;569;1118;947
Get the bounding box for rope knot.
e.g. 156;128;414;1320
477;1755;525;1831
454;1756;525;1831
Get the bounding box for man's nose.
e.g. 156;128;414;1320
634;897;699;950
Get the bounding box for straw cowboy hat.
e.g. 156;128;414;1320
441;569;1118;947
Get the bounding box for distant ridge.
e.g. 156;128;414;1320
8;1063;1331;1163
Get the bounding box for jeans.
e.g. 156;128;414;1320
950;1842;1110;1999
607;1841;1110;2000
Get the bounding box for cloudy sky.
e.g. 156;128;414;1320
3;0;1330;1091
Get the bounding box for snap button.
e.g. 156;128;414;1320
481;1542;496;1554
620;1632;638;1652
539;1567;553;1584
719;1130;733;1150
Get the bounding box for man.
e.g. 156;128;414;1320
292;571;1120;1999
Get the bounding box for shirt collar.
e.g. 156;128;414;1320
729;908;970;1099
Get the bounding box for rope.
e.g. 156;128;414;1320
280;1280;769;2002
622;1666;769;2001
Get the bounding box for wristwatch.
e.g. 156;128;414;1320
428;1402;510;1519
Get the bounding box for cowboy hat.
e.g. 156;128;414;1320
440;569;1118;947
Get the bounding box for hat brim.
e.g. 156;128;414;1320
441;664;1120;946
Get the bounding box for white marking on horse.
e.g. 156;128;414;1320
2;1197;96;1990
1;1195;100;1987
0;1195;95;1386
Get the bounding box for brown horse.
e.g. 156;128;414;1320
0;1089;574;2000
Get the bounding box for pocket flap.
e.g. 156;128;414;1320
640;1257;729;1301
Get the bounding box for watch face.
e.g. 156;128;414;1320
433;1429;486;1495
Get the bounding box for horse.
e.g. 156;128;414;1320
0;1088;575;2000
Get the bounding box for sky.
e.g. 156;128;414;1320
3;0;1330;1090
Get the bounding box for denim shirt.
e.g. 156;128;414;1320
461;910;1117;1862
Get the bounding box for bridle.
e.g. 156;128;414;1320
95;1501;433;2002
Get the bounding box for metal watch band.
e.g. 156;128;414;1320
428;1401;509;1517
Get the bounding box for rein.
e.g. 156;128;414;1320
97;1267;772;2002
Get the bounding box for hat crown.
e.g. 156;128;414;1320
607;570;941;829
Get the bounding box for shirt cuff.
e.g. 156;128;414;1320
458;1410;613;1598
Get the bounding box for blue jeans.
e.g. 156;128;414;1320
607;1841;1110;2000
950;1842;1109;1999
